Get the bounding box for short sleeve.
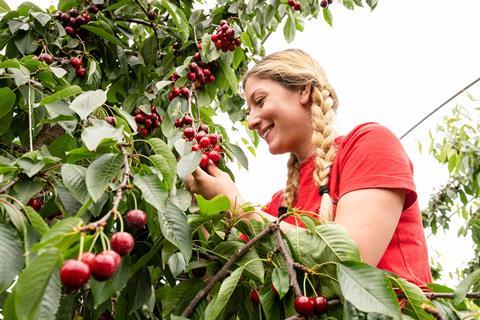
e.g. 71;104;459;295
336;123;417;210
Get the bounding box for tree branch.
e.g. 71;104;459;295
273;227;302;297
78;144;131;232
0;176;20;194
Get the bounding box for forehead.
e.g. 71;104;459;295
244;77;273;99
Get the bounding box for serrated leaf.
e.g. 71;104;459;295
218;60;237;94
204;266;244;320
158;202;192;262
177;151;202;180
24;206;49;235
81;25;125;47
337;261;401;319
2;201;27;233
69;90;107;120
40;85;82;105
141;35;157;66
133;174;168;212
86;153;123;202
0;87;15;118
90;257;131;307
271;268;289;299
0;224;24;292
147;138;177;189
37;269;61;320
128;269;153;314
161;278;204;318
61;164;89;203
116;107;137;133
81;120;123;151
39;217;82;247
389;276;433;320
14;248;60;320
195;194;231;215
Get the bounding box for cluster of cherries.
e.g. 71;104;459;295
175;114;223;169
287;0;302;11
210;20;241;52
187;60;216;88
320;0;333;8
59;209;147;289
54;5;99;37
134;105;162;137
69;56;86;78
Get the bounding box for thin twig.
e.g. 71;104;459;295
293;262;311;274
0;176;20;194
131;0;160;57
181;221;279;317
273;227;302;297
79;144;131;232
422;303;444;320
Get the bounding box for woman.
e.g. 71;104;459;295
185;49;432;286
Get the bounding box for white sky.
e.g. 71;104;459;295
7;0;480;286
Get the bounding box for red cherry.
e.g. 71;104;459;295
208;150;221;163
320;0;328;7
202;69;211;78
104;116;116;126
191;144;200;151
76;67;86;78
198;124;209;133
38;53;53;64
187;72;196;81
207;75;215;83
126;209;147;229
65;26;75;35
214;40;222;49
61;12;70;21
288;0;295;5
200;153;209;168
69;17;77;25
60;259;91;289
183;127;195;139
76;15;86;25
180;87;190;97
197;42;203;50
193;52;201;61
226;28;235;39
70;57;82;69
294;296;315;316
80;252;96;269
139;127;149;137
211;34;219;42
104;250;121;268
168;92;175;101
134;114;145;124
208;133;218;146
182;114;193;126
147;10;156;20
144;118;152;128
91;251;120;281
174;118;184;128
293;2;301;10
171;87;181;97
27;198;43;211
250;289;260;305
213;145;223;153
69;8;79;17
189;62;199;71
82;12;91;23
312;295;328;314
234;38;241;46
195;130;206;143
149;113;159;122
219;19;227;26
89;4;99;13
110;232;134;256
199;136;211;148
221;24;229;32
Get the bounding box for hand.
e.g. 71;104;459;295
184;160;245;208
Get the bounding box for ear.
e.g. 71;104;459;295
299;80;313;105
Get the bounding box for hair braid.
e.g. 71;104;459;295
282;153;300;208
311;84;338;222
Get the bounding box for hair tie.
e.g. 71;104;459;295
318;185;330;195
278;206;288;216
310;80;316;91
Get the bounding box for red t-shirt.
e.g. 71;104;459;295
264;122;432;286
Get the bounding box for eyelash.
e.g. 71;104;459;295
255;97;264;106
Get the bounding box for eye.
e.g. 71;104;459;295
255;97;264;106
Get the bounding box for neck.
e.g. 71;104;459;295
295;130;339;163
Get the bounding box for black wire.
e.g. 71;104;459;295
399;76;480;140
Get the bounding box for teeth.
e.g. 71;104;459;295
262;126;273;139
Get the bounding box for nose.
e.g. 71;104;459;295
247;109;261;131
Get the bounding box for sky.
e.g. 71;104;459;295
6;0;480;286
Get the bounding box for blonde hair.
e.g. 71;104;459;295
243;49;339;222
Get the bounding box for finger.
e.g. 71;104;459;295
206;160;223;177
184;174;194;192
191;167;206;179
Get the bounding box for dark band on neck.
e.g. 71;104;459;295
318;185;330;195
278;206;288;215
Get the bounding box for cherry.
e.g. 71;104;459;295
182;114;193;126
189;62;198;71
293;2;301;10
312;295;328;314
104;116;116;126
139;127;149;137
211;34;219;42
207;75;215;83
208;133;218;146
171;87;181;97
193;52;201;61
144;118;152;128
219;19;227;26
80;252;96;269
110;232;134;256
174;118;184;128
250;289;260;305
69;8;79;17
191;144;200;151
69;17;77;25
38;53;53;64
214;40;222;49
198;124;209;133
104;250;121;268
126;209;147;229
147;10;156;20
208;150;221;163
199;136;211;148
76;16;86;25
82;12;91;23
195;130;206;143
91;251;120;281
89;4;99;13
76;67;86;78
70;57;82;69
320;0;328;8
65;26;75;35
98;312;112;320
60;259;91;289
27;198;43;211
61;12;69;21
288;0;295;5
191;266;206;278
187;72;196;81
134;114;145;123
294;296;315;316
180;87;190;97
200;153;209;168
184;127;195;139
203;69;211;78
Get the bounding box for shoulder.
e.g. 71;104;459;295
343;122;398;144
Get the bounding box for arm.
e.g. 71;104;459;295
334;188;405;266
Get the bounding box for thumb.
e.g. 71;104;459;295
206;160;222;177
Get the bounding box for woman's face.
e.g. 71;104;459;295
244;76;315;160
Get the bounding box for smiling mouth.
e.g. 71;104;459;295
261;125;274;140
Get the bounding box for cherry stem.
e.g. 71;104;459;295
99;229;107;251
78;233;85;260
88;231;100;252
118;211;124;232
187;82;196;131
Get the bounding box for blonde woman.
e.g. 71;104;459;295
185;49;432;287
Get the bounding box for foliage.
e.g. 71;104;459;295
0;0;478;319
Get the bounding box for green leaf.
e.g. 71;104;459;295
90;257;131;308
14;31;38;54
195;194;231;216
81;120;123;151
81;25;125;47
312;224;361;261
161;278;204;318
337;261;401;319
0;224;24;292
213;241;264;283
159;202;192;262
283;14;295;43
24;206;49;235
0;87;16;118
14;248;60;320
147;138;177;189
323;8;333;27
204;266;244;320
0;0;10;12
40;85;82;105
366;0;377;9
39;217;82;247
128;269;153;314
453;269;480;304
85;153;123;202
31;12;51;26
37;269;61;320
389;276;433;320
218;60;237;94
343;0;355;9
61;164;89;203
225;142;249;170
1;201;27;233
177;151;202;180
133;174;168;212
271;268;289;299
12;179;44;205
141;36;157;66
69;89;107;120
0;58;20;69
160;0;189;42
